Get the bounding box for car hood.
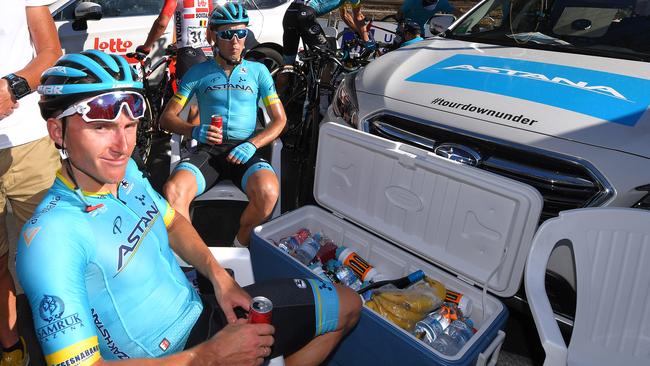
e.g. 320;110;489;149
356;38;650;159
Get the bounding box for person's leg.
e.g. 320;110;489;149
236;167;279;246
164;148;220;221
244;279;362;366
163;170;198;221
284;284;361;366
0;137;59;356
277;5;301;94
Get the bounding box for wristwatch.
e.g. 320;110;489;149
2;73;31;100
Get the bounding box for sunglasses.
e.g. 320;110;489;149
56;91;146;123
215;28;249;41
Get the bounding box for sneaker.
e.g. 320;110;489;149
1;337;29;366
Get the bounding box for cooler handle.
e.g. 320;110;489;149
475;330;505;366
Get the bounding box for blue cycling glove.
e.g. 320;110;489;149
191;124;211;144
228;142;257;163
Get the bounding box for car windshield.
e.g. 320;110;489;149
446;0;650;61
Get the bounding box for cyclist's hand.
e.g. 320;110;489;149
200;319;274;365
135;45;151;55
212;270;252;324
0;79;19;121
227;142;257;164
191;124;222;144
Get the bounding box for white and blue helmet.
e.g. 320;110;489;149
38;50;143;120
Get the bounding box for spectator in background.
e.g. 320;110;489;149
0;1;62;365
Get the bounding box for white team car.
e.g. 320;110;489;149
327;0;650;334
49;0;289;70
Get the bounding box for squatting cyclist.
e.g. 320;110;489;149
160;2;286;248
281;0;370;65
17;49;361;366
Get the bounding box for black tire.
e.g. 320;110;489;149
271;66;308;136
245;46;283;72
135;97;155;166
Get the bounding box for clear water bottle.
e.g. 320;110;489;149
413;306;453;345
431;319;474;355
334;266;362;291
293;237;320;265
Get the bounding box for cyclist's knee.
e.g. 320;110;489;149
163;173;197;206
334;284;362;332
248;178;279;213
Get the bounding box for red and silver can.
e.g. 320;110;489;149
211;114;223;129
249;296;273;324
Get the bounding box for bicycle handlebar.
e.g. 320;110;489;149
299;46;360;72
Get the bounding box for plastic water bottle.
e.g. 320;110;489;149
334;266;362;291
293;237;320;265
431;319;474;355
413;306;453;345
308;261;331;281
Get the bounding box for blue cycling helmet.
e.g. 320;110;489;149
403;19;422;35
38;50;143;120
209;2;249;29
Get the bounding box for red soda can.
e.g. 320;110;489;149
249;296;273;324
211;114;223;129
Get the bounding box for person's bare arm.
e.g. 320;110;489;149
142;13;173;50
1;5;62;119
247;102;286;150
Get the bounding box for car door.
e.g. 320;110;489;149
52;0;173;57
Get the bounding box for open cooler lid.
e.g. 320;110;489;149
314;123;543;297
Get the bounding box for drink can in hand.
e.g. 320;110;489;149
249;296;273;324
211;114;223;129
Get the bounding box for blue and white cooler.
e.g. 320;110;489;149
250;123;543;365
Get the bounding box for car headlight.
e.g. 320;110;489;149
332;71;360;128
633;184;650;209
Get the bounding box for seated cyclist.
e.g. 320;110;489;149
282;0;370;66
160;3;286;248
17;49;361;366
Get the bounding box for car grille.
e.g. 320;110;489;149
366;114;612;222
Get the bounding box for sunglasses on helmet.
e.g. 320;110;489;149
215;28;249;41
56;91;146;123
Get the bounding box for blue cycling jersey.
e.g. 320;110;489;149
16;160;202;365
173;59;280;141
401;0;454;34
294;0;360;17
401;36;425;47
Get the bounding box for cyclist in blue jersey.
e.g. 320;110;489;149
399;20;425;48
281;0;370;65
399;0;459;35
16;49;361;366
160;3;286;248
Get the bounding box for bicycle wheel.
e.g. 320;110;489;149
135;97;155;166
271;65;308;135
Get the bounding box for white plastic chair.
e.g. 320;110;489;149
525;208;650;366
169;99;282;219
177;248;284;366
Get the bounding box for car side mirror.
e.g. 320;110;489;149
72;2;103;31
428;14;456;35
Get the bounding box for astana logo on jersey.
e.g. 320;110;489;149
114;203;160;276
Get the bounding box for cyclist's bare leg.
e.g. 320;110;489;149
236;169;279;246
163;170;198;221
284;284;362;366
